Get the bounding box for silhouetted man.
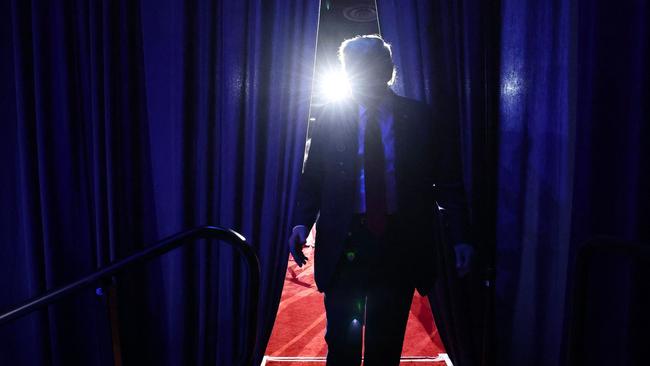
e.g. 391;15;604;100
289;35;473;366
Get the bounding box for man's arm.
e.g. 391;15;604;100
429;105;475;277
289;119;326;266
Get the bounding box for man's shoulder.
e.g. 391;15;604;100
390;92;431;115
389;93;432;124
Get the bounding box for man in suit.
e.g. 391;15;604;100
288;35;474;365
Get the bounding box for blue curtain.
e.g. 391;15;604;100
2;0;156;364
496;0;575;364
570;0;649;247
1;0;319;365
497;0;649;365
568;0;649;364
376;1;498;365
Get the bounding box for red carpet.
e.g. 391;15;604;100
265;245;447;364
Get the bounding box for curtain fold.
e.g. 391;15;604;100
566;0;649;364
497;0;649;365
138;0;319;364
1;0;319;365
495;1;575;364
2;0;155;364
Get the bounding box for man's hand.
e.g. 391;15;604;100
454;243;475;278
288;225;309;267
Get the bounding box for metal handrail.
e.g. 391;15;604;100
0;225;260;366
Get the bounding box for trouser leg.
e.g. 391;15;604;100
363;281;414;365
363;222;414;366
323;216;371;366
323;215;412;366
324;279;364;366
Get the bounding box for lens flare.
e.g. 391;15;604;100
319;70;351;102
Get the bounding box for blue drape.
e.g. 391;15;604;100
2;1;156;364
568;0;649;364
496;1;575;365
497;0;649;365
570;0;649;247
1;0;319;365
139;1;319;364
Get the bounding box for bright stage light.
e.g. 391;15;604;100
319;70;351;102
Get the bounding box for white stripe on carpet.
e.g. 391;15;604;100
260;354;453;366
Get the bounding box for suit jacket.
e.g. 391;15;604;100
292;91;470;295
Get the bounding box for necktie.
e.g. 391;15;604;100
364;107;387;236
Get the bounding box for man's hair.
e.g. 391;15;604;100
338;34;396;86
